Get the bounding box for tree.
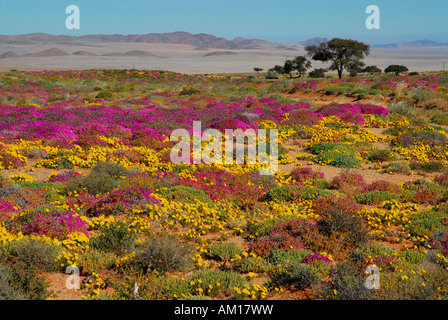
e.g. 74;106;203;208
361;65;382;75
384;65;408;76
309;68;327;78
253;67;263;74
305;38;370;79
270;65;285;76
291;56;312;78
270;56;311;78
283;60;295;78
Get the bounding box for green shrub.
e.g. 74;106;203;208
65;161;131;195
77;248;118;275
187;270;247;297
410;161;446;173
308;143;357;156
0;262;50;300
309;68;326;78
317;262;373;300
245;215;304;238
90;220;137;256
430;114;448;126
158;186;211;203
133;233;196;273
271;261;319;291
328;153;360;168
267;249;311;266
96;90;113;99
179;86;198;96
367;149;397;163
353;242;394;261
397;248;427;264
408;209;448;237
232;257;273;273
355;191;399;205
6;238;62;272
207;242;242;262
262;185;302;202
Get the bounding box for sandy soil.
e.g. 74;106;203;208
1;41;448;74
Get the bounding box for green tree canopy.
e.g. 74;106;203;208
305;38;370;79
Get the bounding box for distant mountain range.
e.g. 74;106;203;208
0;32;274;50
0;32;446;53
0;47;156;59
373;40;448;48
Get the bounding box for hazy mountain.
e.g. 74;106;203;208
204;51;238;57
21;47;70;57
0;32;277;50
102;50;155;57
299;37;328;46
373;40;448;48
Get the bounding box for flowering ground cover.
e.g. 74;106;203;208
2;69;448;300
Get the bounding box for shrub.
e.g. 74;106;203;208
267;249;311;266
329;173;366;189
352;242;394;262
249;174;278;192
0;263;26;300
397;131;448;148
90;220;137;256
77;248;118;275
317;262;373;300
232;257;273;273
430;113;448;126
158;186;211;203
290;167;324;184
397;248;427;264
48;170;81;183
363;180;402;194
355;191;399;205
6;210;89;239
5;238;62;272
187;270;247;297
408;209;448;238
245;215;304;238
133;233;195;273
410;161;446;173
367;149;397;163
313;195;368;248
65;162;131;195
207;242;242;263
0;262;50;300
414;192;439;205
328;153;360;168
435;173;448;187
308;142;357;156
309;68;327;78
85;186;159;217
271;261;319;291
262;185;302;202
329;172;367;196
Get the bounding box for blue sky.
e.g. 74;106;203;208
0;0;447;44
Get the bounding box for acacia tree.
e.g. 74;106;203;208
270;56;311;78
361;65;382;75
291;56;312;78
384;65;408;76
305;38;370;79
